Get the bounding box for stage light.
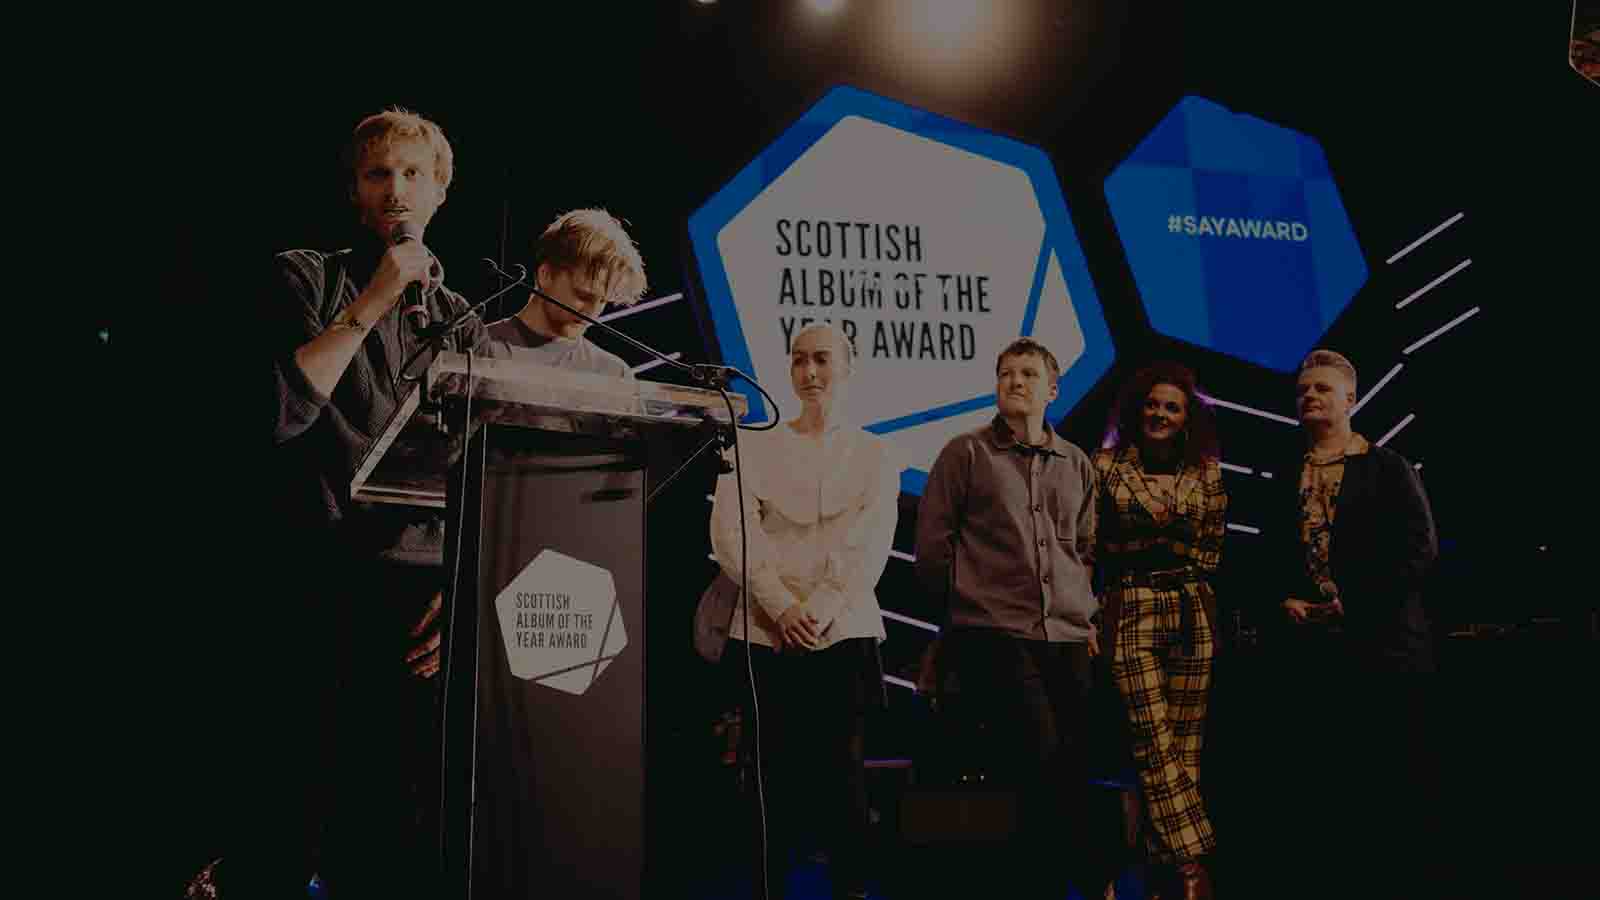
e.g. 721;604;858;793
883;0;1011;54
808;0;844;14
905;0;987;47
872;0;1033;104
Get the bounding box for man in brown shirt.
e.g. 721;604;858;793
915;337;1119;900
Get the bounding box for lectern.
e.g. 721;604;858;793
352;349;747;899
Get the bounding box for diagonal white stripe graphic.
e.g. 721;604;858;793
1396;259;1471;309
1386;212;1464;264
1376;413;1417;447
1198;393;1299;426
882;609;941;633
1351;363;1405;416
1404;307;1481;355
598;292;684;322
631;352;682;374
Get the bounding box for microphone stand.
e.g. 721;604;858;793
647;416;734;504
394;262;531;387
401;258;787;503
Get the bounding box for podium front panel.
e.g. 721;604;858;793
445;425;647;899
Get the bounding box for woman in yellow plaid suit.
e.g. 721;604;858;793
1091;361;1226;900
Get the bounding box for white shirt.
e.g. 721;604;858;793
710;419;900;649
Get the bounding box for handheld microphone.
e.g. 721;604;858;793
390;222;430;335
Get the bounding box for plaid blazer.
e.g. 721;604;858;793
1090;447;1228;660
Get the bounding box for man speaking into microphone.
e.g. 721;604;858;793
267;106;501;898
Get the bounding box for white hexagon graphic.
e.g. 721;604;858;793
688;85;1114;495
495;549;625;696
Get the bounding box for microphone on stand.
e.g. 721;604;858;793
391;222;431;335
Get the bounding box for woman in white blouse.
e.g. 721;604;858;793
710;322;900;900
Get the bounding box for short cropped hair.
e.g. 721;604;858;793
1298;348;1358;392
996;337;1061;382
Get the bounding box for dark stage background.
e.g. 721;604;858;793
125;1;1588;895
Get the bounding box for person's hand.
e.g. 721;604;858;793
775;605;822;652
1283;597;1314;624
370;239;435;312
406;591;444;678
1087;632;1101;658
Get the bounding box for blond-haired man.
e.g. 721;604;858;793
1257;348;1440;898
488;207;648;377
269;106;501;897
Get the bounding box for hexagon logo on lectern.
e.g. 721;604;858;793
688;85;1114;495
1104;96;1368;372
495;549;624;696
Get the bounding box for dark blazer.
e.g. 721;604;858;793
1263;443;1439;673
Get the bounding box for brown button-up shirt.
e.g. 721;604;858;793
914;416;1099;642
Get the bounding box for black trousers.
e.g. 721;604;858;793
315;559;447;899
1252;628;1441;898
726;637;878;899
938;628;1124;900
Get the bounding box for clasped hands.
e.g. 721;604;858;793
1283;596;1344;624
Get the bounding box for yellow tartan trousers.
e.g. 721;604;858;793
1109;571;1217;865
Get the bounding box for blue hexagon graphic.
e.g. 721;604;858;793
1104;96;1368;372
687;85;1114;495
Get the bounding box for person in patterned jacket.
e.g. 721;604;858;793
1091;360;1226;900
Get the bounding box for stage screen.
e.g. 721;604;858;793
688;86;1115;495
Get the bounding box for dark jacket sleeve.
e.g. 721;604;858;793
272;251;336;445
1372;447;1439;594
